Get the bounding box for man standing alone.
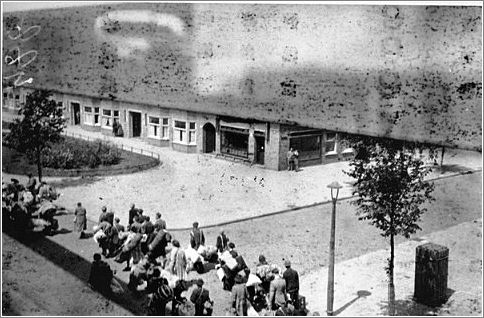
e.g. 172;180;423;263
74;202;87;239
190;222;205;250
282;260;299;309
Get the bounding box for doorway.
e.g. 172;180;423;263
203;123;216;153
130;111;142;137
255;135;265;165
71;102;80;125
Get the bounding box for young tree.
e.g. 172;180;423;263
344;136;435;315
5;90;66;182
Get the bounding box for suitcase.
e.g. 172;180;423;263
298;295;306;312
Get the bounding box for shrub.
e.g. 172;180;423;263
37;137;122;170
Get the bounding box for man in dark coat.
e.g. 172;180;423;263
98;206;108;224
88;253;114;295
216;229;229;253
190;222;205;250
190;279;212;316
74;202;87;239
282;260;300;309
148;228;172;265
130;215;143;234
128;203;138;226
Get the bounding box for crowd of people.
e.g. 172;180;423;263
84;201;306;316
2;174;61;234
3;175;306;316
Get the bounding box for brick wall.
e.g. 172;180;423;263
2;4;481;150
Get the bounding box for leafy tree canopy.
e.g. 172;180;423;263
345;135;435;239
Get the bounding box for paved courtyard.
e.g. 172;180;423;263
2;120;482;230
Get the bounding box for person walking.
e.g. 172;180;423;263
231;274;249;316
74;202;87;239
268;268;287;310
286;148;294;171
282;260;299;309
190;279;213;316
190;222;205;250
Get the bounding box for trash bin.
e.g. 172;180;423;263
414;242;449;306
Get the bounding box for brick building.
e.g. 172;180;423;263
2;3;481;169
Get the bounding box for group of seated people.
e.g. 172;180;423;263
2;175;61;232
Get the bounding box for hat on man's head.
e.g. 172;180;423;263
284;260;291;267
193;222;199;228
101;206;107;212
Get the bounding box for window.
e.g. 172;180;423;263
15;95;20;100
3;93;7;98
221;127;249;158
173;120;186;143
325;132;337;155
102;109;112;127
148;116;161;138
290;135;321;161
83;106;100;125
113;110;119;124
189;122;196;144
162;118;169;139
173;120;196;144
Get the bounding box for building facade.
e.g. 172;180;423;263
3;86;355;170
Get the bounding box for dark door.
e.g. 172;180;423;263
255;135;265;165
131;112;141;137
203;123;216;153
72;102;80;125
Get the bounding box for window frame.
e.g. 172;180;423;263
148;116;161;139
173;119;196;145
324;132;338;156
101;109;119;129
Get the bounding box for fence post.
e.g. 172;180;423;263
141;149;143;154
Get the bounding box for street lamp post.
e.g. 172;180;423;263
327;181;343;316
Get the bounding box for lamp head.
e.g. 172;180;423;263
327;181;343;200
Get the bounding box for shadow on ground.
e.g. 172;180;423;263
2;226;147;315
333;290;371;316
378;289;455;316
49;176;103;189
431;164;474;175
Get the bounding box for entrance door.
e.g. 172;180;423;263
255;135;265;165
71;102;80;125
203;123;216;153
130;112;141;137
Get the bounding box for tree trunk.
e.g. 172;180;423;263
36;148;43;182
440;146;445;167
388;233;396;316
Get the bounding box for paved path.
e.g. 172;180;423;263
300;219;483;316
